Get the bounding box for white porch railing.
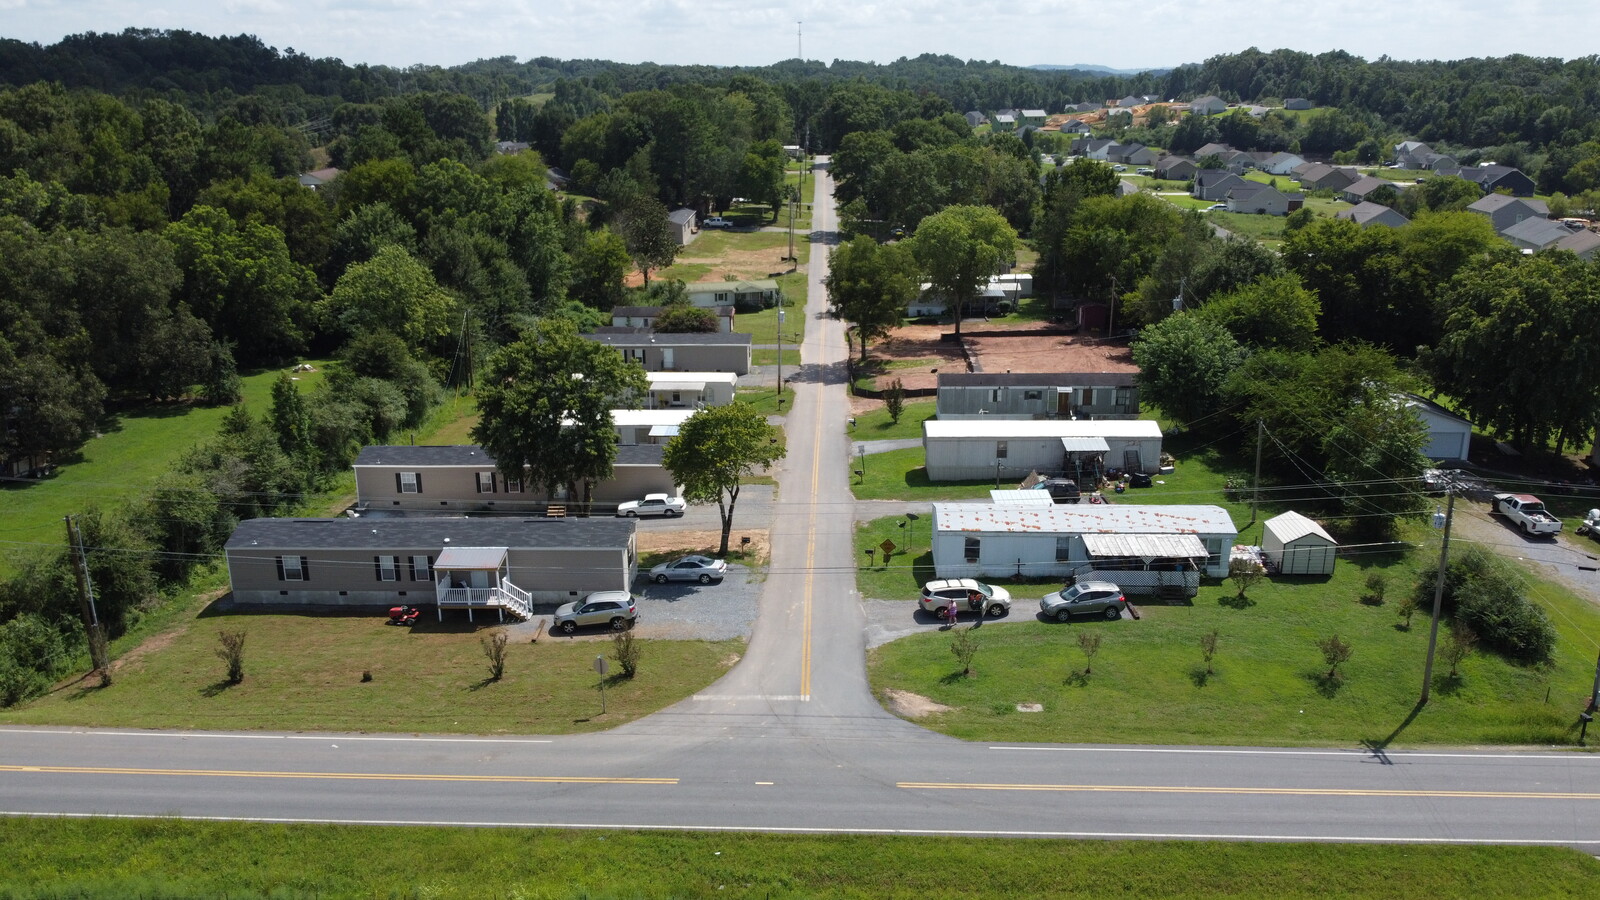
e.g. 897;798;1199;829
1074;567;1200;596
435;581;534;621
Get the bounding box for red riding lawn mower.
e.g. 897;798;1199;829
387;605;421;626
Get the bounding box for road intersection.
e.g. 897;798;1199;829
2;160;1598;849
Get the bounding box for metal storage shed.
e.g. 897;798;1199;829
1262;511;1337;576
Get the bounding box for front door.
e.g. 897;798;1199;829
468;570;489;589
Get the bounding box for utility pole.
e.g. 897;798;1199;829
1420;489;1455;704
776;306;786;408
797;21;802;62
1251;420;1264;527
1106;276;1118;339
65;515;110;683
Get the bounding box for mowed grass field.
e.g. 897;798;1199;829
0;817;1594;899
0;361;333;575
0;606;739;734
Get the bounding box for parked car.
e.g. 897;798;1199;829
649;554;727;584
919;578;1011;618
553;591;638;634
703;216;731;228
1207;203;1228;211
1040;581;1127;622
1577;509;1600;539
1492;493;1562;536
1136;168;1155;176
1036;478;1081;504
616;493;686;518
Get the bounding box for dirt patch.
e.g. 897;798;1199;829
624;240;801;288
884;688;953;718
107;587;226;673
967;334;1137;376
636;529;769;561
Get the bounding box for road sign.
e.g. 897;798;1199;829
879;539;896;554
594;655;608;676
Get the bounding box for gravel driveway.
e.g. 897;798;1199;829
1447;501;1600;607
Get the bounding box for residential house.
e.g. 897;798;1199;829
929;502;1237;586
545;166;571;191
1072;101;1102;113
1119;144;1162;166
1225;182;1302;216
1466;194;1549;234
1212;149;1253;171
1399;393;1472;460
922;418;1164;482
1020;109;1048;128
1338;175;1397;204
1284;98;1313;110
1116;179;1140;197
1060;118;1092;134
667;208;698;245
1192;170;1249;201
1261;511;1337;576
494;141;531;155
964;111;988;128
1295;164;1361;192
682;279;781;311
935;372;1139;420
1116;95;1145;108
1193;142;1232;159
1190;95;1228;116
1393;141;1434;169
1336;201;1410;229
611;305;735;333
1502;217;1588;252
351;443;679;511
583;331;753;375
1242;105;1271;118
641;371;738;409
223;516;638;614
610;409;697;446
992;113;1017;131
1553;228;1600;260
1082;139;1118;161
1154;157;1197;181
1261;152;1307;175
1438;165;1536;197
297;167;340;190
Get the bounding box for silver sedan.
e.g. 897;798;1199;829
649;555;728;584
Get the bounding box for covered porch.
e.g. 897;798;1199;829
433;546;534;621
1074;533;1204;598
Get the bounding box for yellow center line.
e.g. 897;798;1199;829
899;781;1600;801
0;765;675;785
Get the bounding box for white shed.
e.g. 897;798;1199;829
922;419;1163;482
1262;511;1337;576
1399;393;1472;461
930;502;1237;587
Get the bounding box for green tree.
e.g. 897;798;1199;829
662;403;786;556
613;194;676;286
653;305;719;333
472;319;648;504
1196;273;1321;350
268;372;315;467
738;139;787;220
1130;313;1247;426
327;244;459;354
910;205;1017;337
825;235;919;361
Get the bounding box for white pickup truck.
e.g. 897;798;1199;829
1491;493;1563;536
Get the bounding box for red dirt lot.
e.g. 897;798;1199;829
859;323;1136;394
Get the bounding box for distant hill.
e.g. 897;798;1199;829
1030;63;1172;76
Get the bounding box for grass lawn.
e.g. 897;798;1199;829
0;361;333;575
679;228;792;257
0;604;739;735
851;399;936;441
1164;195;1214;211
735;386;795;415
654;261;713;283
737;298;807;346
1208;210;1289;243
2;819;1594;900
753;348;800;367
851;446;998;502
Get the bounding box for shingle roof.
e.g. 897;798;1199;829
583;332;752;347
226;516;636;551
667;208;696;225
353;443;667;468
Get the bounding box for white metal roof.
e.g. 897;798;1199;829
610;409;697;427
434;546;508;569
1265;511;1336;545
1060;436;1111;452
648;425;681;437
934;503;1235;535
646;372;736;387
648;381;706;392
990;490;1056;506
1082;533;1207;559
924;419;1162;440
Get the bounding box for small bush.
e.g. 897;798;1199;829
1076;631;1102;675
612;629;640;678
1199;629;1219;675
480;630;508;682
950;624;980;676
215;630;246;684
1396;593;1419;630
1415;547;1556;664
1361;572;1387;606
1316;633;1353;679
1229;557;1264;599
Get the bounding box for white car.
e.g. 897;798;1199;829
918;578;1011;618
649;555;728;584
1207;203;1228;211
616;493;686;518
702;216;731;228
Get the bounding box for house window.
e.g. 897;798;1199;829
1082;387;1096;406
1203;538;1224;572
671;391;681;403
1023;390;1042;401
409;555;433;582
989;389;1001;404
996;441;1008;459
278;555;305;581
397;472;420;494
662;348;675;369
1055;537;1073;562
476;471;496;493
505;477;522;493
1115;387;1132;409
964;537;981;563
375;555;399;582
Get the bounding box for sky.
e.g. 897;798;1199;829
0;0;1590;72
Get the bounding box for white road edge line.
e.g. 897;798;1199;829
0;729;552;744
1;811;1595;845
989;746;1598;761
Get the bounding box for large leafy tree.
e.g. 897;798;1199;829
1196;273;1321;351
825;234;919;361
909;204;1017;337
327;244;459;354
471;319;648;504
612;193;677;286
1130;312;1247;428
663;404;785;556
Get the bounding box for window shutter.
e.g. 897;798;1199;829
415;473;422;493
374;556;382;581
408;557;416;581
395;472;402;492
426;556;434;581
491;472;497;492
301;559;309;581
275;556;285;580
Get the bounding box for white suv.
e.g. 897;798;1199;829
615;493;686;518
919;578;1011;618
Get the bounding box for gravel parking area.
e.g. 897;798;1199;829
631;565;760;640
862;595;1055;649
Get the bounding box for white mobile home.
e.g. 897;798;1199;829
922;419;1163;482
930;502;1237;589
1261;511;1337;576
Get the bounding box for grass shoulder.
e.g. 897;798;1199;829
851;399;936;441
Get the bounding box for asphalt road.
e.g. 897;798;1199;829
3;159;1599;850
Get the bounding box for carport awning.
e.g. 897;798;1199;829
648;425;681;437
1081;533;1207;559
651;381;705;391
434;546;508;569
1060;436;1110;453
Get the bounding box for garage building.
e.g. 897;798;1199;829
1261;511;1338;576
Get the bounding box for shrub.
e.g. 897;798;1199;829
1361;572;1387;606
1454;575;1555;664
1316;633;1353;679
215;630;246;684
950;624;979;676
480;630;508;682
1199;629;1219;674
612;628;640;678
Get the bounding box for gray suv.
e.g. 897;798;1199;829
1040;581;1126;622
554;591;638;634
